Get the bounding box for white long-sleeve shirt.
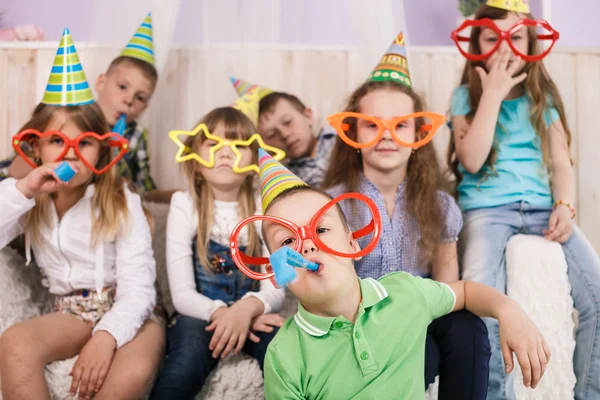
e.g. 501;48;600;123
167;190;285;322
0;178;156;348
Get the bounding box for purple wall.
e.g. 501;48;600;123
1;0;597;47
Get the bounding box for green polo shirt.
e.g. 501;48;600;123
264;272;456;400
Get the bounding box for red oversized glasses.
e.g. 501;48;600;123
12;129;129;175
229;193;382;284
451;18;559;61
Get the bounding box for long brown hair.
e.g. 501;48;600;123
23;103;128;246
447;5;572;188
181;107;261;272
321;80;446;268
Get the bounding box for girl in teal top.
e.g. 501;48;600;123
448;4;600;400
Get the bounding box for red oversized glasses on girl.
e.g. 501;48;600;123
12;129;129;175
229;193;382;284
451;18;559;61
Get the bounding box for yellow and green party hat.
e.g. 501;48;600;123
230;77;274;125
368;31;411;88
121;13;155;65
486;0;530;13
42;28;94;106
258;148;308;212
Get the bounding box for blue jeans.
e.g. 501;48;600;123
460;202;600;400
150;315;279;400
425;310;491;399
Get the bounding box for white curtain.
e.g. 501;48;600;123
88;0;181;74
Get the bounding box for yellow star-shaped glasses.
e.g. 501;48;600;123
168;123;285;174
231;133;285;174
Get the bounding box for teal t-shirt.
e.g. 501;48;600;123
450;85;560;211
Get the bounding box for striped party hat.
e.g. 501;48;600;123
259;148;308;212
230;77;273;99
231;91;262;126
230;77;273;125
368;31;411;88
121;13;155;65
486;0;530;13
42;28;94;106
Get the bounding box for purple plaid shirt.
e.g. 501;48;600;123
326;176;463;279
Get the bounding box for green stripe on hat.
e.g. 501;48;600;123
42;89;95;106
47;70;88;85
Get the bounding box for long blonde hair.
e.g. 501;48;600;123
181;107;261;272
447;5;572;188
322;80;447;269
23;103;128;246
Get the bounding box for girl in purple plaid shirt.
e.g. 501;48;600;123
322;68;491;397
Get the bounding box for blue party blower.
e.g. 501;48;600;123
269;247;319;287
55;162;76;182
113;114;127;136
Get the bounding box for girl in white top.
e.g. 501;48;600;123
150;107;285;399
0;103;161;399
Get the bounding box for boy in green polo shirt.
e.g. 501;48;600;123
246;152;549;399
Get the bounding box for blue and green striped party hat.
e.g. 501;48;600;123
42;28;94;106
121;13;155;66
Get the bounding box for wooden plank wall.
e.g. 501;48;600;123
1;44;599;250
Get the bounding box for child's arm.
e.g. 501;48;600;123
431;242;459;283
92;189;157;349
545;119;576;243
452;48;528;173
166;192;228;320
1;163;69;249
448;280;550;389
431;192;462;283
0;179;33;249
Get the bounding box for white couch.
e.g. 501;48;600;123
0;204;577;399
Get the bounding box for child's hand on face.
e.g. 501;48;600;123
16;162;76;198
475;48;528;101
70;331;117;400
249;313;285;342
206;301;257;359
544;206;573;243
498;302;551;389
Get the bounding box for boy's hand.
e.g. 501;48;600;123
544;206;573;243
70;331;117;400
16;162;74;198
498;302;551;389
206;298;262;359
249;313;285;343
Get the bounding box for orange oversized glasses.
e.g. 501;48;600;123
327;112;445;149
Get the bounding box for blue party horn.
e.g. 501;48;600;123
269;247;319;287
55;162;76;182
113;114;127;136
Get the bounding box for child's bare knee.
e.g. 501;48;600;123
0;325;41;365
